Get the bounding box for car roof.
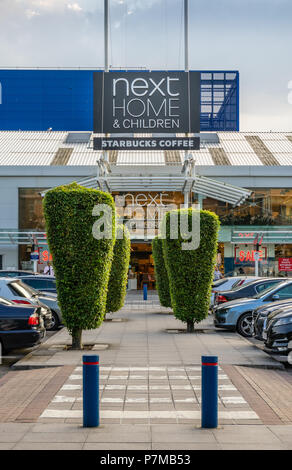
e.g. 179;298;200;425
18;275;55;280
0;270;38;274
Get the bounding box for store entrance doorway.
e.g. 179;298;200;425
129;243;155;290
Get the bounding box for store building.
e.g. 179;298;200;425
1;69;292;285
1;131;292;283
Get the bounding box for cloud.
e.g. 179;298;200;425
67;3;82;12
25;9;40;19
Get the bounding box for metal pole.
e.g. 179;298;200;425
104;0;109;72
184;0;189;72
201;355;218;428
83;355;100;427
143;284;148;301
104;0;109;165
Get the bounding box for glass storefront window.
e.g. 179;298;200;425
19;188;47;231
203;189;292;226
18;188;48;269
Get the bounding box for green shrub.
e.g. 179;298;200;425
106;225;131;313
152;237;171;308
43;182;116;349
162;209;219;332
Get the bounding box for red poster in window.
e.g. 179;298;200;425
278;258;292;272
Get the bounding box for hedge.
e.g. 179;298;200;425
162;208;220;332
152;237;171;308
43;182;116;348
106;225;131;313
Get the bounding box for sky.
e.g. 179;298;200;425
0;0;291;131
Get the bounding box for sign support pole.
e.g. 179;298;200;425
104;0;109;73
104;0;109;164
184;0;189;73
184;0;191;206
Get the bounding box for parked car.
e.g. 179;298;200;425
18;276;57;294
211;276;261;306
213;278;285;307
0;296;48;353
0;270;37;278
0;278;62;331
263;307;292;362
252;299;292;340
214;280;292;337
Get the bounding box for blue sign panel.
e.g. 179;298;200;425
0;70;239;132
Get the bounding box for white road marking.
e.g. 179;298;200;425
52;396;76;403
105;385;126;390
41;409;259;420
218;385;237;391
221;397;247;404
61;384;82;390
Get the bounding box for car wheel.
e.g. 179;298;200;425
237;312;253;337
47;311;60;331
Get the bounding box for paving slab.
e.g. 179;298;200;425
12;304;282;370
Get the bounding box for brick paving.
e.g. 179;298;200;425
0;366;74;423
2;292;292;448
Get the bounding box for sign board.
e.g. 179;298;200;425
278;258;292;272
254;252;260;261
234;246;267;265
93;71;200;134
30;251;39;261
93;136;200;151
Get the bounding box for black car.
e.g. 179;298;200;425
0;297;48;353
264;308;292;361
18;276;57;294
214;278;284;307
252;299;292;340
0;270;37;278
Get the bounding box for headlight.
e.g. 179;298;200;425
274;317;292;327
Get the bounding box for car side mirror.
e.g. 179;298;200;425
272;294;280;301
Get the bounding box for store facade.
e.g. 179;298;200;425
1;132;292;286
1;70;292;285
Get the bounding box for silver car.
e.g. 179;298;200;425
214;280;292;337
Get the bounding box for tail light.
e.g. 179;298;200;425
217;295;228;303
28;314;39;326
12;299;32;305
238;280;245;286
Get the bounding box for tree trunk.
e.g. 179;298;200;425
187;320;194;333
71;328;83;350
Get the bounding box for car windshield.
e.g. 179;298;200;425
9;280;39;299
229;279;261;292
253;282;285;299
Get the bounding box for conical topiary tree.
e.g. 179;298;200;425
162;208;220;332
43;182;116;349
152;236;171;308
106;225;131;313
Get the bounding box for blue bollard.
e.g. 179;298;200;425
143;283;148;301
83;354;99;428
201;355;218;428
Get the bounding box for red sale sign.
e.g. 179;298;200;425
278;258;292;272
